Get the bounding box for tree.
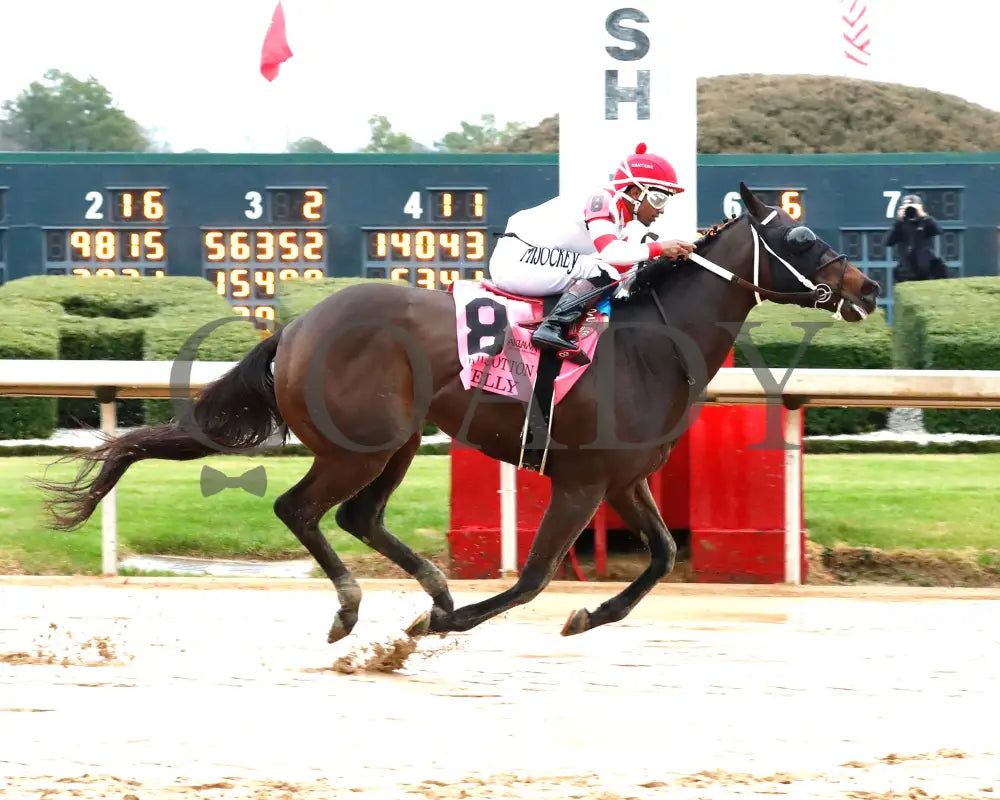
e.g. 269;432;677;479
494;115;558;153
434;113;527;153
287;136;333;154
0;69;150;152
361;115;429;153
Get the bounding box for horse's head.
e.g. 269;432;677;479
738;182;880;321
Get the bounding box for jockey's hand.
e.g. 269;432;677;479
660;239;696;259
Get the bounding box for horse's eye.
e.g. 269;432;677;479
784;226;816;254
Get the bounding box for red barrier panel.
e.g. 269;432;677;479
685;402;806;582
447;355;806;583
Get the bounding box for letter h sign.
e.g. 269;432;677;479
605;8;650;120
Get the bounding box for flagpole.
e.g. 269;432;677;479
283;77;291;152
280;0;291;152
260;0;295;153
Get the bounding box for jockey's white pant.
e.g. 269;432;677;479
487;234;621;296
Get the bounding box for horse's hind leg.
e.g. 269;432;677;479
273;455;387;643
334;432;453;614
561;478;676;636
408;481;606;635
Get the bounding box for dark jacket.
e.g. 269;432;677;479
885;214;945;281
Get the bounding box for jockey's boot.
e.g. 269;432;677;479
530;276;611;359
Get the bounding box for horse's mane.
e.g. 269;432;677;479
691;213;744;251
614;213;745;303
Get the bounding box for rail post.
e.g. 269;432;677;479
499;461;518;577
95;386;118;577
783;402;803;585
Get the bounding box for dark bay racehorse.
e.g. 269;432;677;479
42;184;879;642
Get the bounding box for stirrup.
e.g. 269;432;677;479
557;346;591;366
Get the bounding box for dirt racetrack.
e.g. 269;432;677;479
2;577;999;799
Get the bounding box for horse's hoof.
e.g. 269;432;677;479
327;614;355;644
561;608;590;637
405;610;432;638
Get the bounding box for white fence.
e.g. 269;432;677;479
3;360;1000;582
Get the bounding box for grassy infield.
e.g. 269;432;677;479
1;453;999;577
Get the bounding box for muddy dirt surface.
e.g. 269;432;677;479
1;577;999;799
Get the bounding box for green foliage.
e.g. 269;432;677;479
0;277;258;437
482;75;1000;154
892;278;1000;433
434;113;528;153
362;112;528;154
734;304;893;435
499;115;558;153
361;114;429;153
0;69;151;152
0;302;60;438
276;276;402;324
286;136;333;154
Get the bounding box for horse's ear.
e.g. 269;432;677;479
738;181;767;220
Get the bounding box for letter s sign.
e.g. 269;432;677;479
605;8;650;61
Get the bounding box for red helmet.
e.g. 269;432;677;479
611;143;685;195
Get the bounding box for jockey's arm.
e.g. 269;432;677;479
587;217;664;267
585;206;663;267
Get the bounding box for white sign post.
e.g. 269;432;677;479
499;4;699;578
558;2;698;239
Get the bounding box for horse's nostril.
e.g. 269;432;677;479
862;279;880;298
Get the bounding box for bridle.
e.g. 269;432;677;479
684;209;863;321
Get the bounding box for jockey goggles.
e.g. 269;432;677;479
642;188;674;209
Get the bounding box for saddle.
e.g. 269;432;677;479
450;279;611;474
475;281;595;363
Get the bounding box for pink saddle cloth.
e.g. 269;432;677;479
451;279;608;406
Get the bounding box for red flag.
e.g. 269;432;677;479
260;1;293;81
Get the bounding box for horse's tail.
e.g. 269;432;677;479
39;328;286;532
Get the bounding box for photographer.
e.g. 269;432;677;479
885;194;947;283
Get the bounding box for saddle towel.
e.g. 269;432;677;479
451;279;609;406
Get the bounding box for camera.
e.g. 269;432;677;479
901;193;922;220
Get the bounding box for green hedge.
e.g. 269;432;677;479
276;276;400;325
0;276;259;437
5;272;997;442
733;303;893;435
0;301;61;438
893;277;1000;434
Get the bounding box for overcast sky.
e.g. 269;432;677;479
0;0;993;153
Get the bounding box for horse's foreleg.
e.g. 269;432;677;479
335;432;454;614
561;478;676;636
408;482;606;635
274;455;387;643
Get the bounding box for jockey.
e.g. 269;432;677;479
488;143;696;355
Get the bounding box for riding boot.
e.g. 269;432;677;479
530;276;611;357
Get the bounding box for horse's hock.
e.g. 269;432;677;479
449;351;804;583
